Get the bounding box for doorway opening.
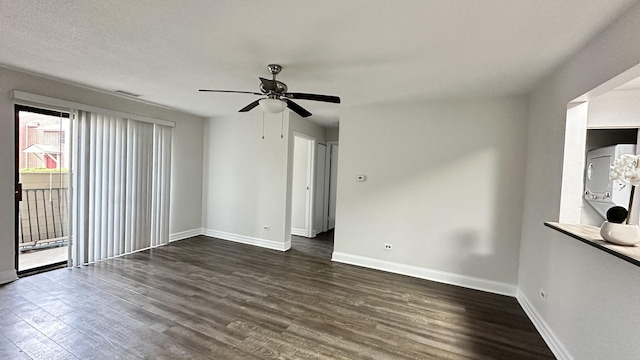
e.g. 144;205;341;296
289;134;338;260
15;105;70;274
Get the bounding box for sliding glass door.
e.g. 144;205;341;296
15;105;70;273
14;94;173;275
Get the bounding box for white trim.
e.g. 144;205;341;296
12;90;176;127
314;143;327;236
292;132;316;238
516;289;572;360
321;142;332;233
202;228;290;251
169;228;203;242
331;252;517;297
0;270;18;285
291;228;307;237
326;141;339;231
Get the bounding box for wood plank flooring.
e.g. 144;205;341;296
0;233;555;359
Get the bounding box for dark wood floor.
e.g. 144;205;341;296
0;232;554;359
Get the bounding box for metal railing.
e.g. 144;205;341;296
18;188;69;250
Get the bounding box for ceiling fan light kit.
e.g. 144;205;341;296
259;98;287;113
199;64;340;118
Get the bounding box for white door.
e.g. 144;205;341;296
328;144;339;230
291;135;315;237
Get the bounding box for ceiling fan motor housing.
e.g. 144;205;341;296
260;81;288;95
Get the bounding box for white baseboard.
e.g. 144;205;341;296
169;228;203;242
292;228;318;238
331;252;517;297
291;228;307;237
202;228;290;251
516;289;571;360
0;270;18;285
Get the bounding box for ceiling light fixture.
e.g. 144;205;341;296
259;98;287;114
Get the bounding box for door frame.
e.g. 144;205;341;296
313;143;327;236
15;104;70;276
14;105;20;274
291;132;316;238
325;141;339;231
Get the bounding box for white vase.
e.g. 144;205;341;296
600;221;640;246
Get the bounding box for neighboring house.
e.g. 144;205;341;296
18;112;67;170
22;143;60;169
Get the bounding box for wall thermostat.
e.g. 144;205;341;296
356;174;366;182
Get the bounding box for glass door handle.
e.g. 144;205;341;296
16;183;22;202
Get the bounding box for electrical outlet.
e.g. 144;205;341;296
263;225;270;231
539;289;547;301
384;243;393;250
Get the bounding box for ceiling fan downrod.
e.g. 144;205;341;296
267;64;282;78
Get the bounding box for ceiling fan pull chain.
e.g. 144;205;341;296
280;110;284;138
262;111;265;139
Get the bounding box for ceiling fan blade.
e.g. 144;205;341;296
239;99;262;112
259;77;278;92
199;89;262;95
285;92;341;104
285;99;312;118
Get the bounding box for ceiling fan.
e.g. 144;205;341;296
199;64;340;118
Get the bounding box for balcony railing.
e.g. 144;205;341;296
18;187;69;250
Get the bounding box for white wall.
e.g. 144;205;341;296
326;127;339;142
519;2;640;359
169;110;205;239
333;96;528;294
588;89;640;128
290;115;328;143
201;111;292;250
0;66;204;283
201;111;329;249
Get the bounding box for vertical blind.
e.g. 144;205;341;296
71;110;172;266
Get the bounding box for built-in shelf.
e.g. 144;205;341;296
545;222;640;267
544;221;640;266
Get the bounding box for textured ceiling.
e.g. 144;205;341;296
0;0;637;126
